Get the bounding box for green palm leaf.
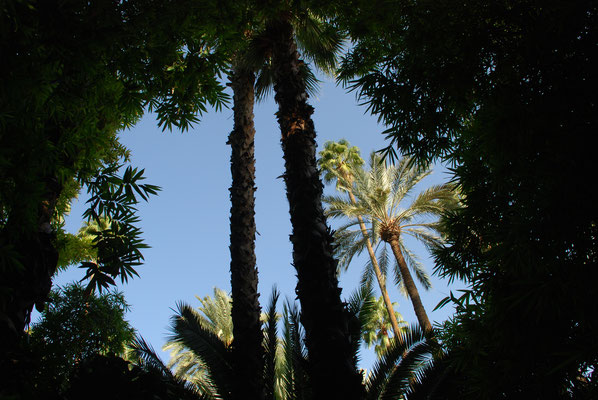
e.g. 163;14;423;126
167;302;233;399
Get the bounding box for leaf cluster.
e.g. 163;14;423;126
78;165;160;294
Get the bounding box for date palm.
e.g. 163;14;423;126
325;153;458;331
319;140;403;338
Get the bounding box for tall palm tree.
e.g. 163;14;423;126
263;9;365;399
319;139;404;338
227;59;265;400
325;153;458;331
225;9;348;399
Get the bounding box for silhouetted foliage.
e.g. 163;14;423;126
338;0;598;397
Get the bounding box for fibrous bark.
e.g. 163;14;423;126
228;66;264;400
268;18;365;400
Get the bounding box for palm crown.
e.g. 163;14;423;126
324;153;458;331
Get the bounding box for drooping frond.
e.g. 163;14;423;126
402;226;443;252
397;240;432;291
128;335;209;399
365;325;434;400
333;225;370;272
129;334;176;380
167;302;233;399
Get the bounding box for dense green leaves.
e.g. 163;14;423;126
28;283;135;393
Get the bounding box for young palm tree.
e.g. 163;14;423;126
319;140;404;338
263;9;365;399
325;153;458;332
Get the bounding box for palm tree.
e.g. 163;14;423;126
263;9;365;399
227;60;265;400
319;139;404;338
325;153;458;332
225;10;349;399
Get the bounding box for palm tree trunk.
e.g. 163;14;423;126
348;192;402;337
228;66;264;400
387;237;432;332
268;18;365;400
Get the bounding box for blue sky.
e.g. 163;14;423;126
48;74;464;370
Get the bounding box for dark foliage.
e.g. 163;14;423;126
338;0;598;397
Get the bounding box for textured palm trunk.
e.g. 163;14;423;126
348;192;402;337
388;237;432;331
268;18;365;400
228;66;264;400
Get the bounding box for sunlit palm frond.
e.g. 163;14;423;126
397;241;432;291
164;340;212;393
399;184;457;221
403;226;443;251
334;227;369;271
263;288;280;400
323;194;367;220
195;288;234;345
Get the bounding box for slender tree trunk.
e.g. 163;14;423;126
348;192;402;336
387;237;432;332
268;19;365;400
228;66;264;400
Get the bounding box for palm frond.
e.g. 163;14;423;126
129;334;176;379
365;325;433;400
403;226;443;251
263;288;280;400
280;301;311;400
400;184;457;221
128;335;210;399
396;240;432;291
323;193;367;220
255;61;275;102
346;282;376;361
168;302;233;398
293;13;344;77
333;227;369;272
